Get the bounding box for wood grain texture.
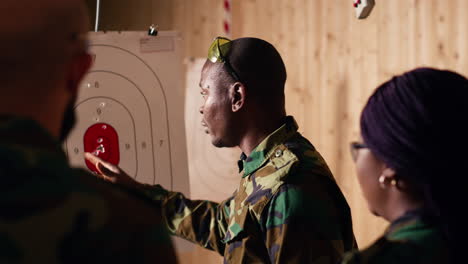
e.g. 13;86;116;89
92;0;468;262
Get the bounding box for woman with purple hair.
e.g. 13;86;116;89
342;67;467;264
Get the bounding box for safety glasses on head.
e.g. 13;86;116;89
207;36;241;82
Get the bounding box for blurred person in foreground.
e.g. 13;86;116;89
0;0;177;263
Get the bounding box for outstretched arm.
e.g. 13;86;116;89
85;152;231;254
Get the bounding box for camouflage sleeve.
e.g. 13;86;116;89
143;184;232;255
262;183;347;264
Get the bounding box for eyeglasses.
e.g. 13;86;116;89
207;36;241;82
350;141;368;162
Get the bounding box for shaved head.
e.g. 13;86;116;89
226;38;287;109
0;0;92;140
0;0;90;87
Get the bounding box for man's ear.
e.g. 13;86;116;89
230;82;246;112
67;52;93;96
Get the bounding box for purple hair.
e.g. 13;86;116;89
360;67;468;263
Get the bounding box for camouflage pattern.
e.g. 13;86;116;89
0;116;177;264
341;210;448;264
143;116;357;263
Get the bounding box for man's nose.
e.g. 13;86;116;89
199;106;204;114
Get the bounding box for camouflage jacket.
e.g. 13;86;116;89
0;116;177;264
143;116;356;263
341;210;448;264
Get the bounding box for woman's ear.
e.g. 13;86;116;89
383;166;413;191
382;165;396;178
379;165;400;189
230;82;246;112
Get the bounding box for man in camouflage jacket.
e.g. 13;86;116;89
0;0;177;262
87;37;356;263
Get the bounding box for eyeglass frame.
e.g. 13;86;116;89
350;141;368;161
207;36;241;82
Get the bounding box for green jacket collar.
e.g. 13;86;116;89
240;116;299;177
385;209;435;241
0;115;66;159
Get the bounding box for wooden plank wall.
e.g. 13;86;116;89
91;0;468;263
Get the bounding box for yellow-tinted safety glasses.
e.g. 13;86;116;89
207;37;240;82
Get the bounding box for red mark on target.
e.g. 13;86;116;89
223;0;232;36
